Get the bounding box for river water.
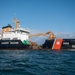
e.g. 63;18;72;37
0;50;75;75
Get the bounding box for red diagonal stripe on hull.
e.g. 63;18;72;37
52;39;63;50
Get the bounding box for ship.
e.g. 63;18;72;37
42;39;75;50
0;17;30;49
29;31;75;50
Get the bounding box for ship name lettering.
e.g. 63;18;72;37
1;42;9;44
10;42;19;44
63;42;69;45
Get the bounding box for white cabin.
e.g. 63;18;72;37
2;28;30;41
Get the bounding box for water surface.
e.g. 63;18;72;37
0;50;75;75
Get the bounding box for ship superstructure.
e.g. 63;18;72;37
2;26;30;42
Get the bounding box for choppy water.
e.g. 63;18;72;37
0;50;75;75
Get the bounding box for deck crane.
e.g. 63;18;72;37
29;31;56;40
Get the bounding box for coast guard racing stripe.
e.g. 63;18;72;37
52;39;63;50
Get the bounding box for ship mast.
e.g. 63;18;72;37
13;17;20;29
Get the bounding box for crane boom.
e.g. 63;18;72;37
29;31;56;40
